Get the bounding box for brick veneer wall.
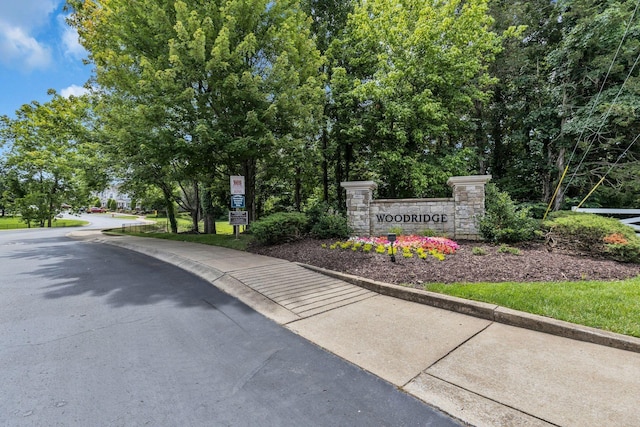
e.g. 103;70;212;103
341;175;491;240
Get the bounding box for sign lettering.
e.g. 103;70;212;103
375;213;448;223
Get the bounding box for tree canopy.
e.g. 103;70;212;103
0;92;101;226
2;0;638;230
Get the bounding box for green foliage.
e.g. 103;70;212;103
305;201;351;239
68;0;325;233
310;213;350;239
420;229;437;237
545;211;636;241
604;242;640;264
0;94;98;227
544;211;640;262
479;184;539;243
326;0;502;200
497;244;521;255
472;247;487;256
387;225;403;236
250;212;309;245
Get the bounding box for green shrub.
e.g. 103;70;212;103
544;211;640;262
310;213;351;239
478;184;539;243
472;247;487;256
545;211;637;241
250;212;309;245
605;242;640;263
388;225;403;235
305;201;351;239
421;229;437;237
498;244;521;255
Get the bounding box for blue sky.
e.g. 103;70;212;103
0;0;92;119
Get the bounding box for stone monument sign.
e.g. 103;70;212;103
341;175;491;240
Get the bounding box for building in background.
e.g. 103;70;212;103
94;184;134;210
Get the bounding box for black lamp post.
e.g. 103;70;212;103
387;233;396;262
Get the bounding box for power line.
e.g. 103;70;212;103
576;132;640;208
544;0;640;214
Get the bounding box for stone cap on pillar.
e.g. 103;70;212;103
340;181;378;191
447;175;492;187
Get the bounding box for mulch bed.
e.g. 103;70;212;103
247;238;640;286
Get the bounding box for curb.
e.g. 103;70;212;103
298;263;640;354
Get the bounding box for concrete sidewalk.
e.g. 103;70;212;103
70;231;640;427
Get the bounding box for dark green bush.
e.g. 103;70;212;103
306;201;351;239
250;212;309;245
478;184;539;243
310;213;350;239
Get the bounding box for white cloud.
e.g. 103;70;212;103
60;19;86;59
0;22;52;70
2;0;58;30
0;0;59;71
60;84;89;98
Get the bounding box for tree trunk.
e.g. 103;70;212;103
321;126;329;202
294;166;302;212
161;186;178;233
244;158;257;225
190;181;200;232
554;147;566;211
202;187;216;234
335;146;344;210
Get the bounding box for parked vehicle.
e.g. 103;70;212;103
88;207;106;213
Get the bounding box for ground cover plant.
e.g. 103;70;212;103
544;211;640;263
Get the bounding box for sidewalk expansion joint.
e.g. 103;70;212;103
300;263;640;354
414;372;561;427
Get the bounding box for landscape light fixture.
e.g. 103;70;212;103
387;233;396;263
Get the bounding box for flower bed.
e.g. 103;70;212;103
323;235;459;260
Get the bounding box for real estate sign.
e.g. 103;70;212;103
230;176;245;195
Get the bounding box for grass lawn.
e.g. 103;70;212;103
0;216;87;229
117;218;248;250
144;214;235;234
109;214;139;220
425;279;640;338
136;231;251;251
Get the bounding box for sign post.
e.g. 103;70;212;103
229;176;246;239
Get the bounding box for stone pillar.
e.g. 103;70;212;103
341;181;377;236
447;175;491;240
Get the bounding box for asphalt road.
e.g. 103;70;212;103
0;221;459;426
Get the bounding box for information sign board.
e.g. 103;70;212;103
231;195;245;209
229;211;248;226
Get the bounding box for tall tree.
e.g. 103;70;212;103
68;0;325;231
548;0;640;208
328;0;502;199
302;0;355;205
0;93;98;226
478;0;561;202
